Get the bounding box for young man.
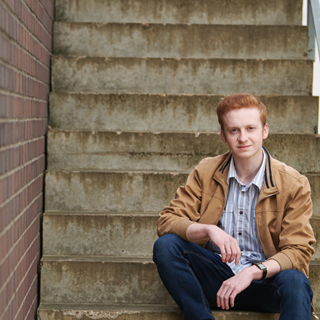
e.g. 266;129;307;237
153;93;316;320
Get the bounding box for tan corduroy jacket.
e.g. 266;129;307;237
157;148;315;277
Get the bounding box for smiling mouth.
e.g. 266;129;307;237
237;145;251;149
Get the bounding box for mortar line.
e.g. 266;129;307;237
0;88;49;102
0;118;48;123
0;136;45;153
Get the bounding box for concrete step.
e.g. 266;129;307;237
43;212;158;257
54;23;308;60
38;303;295;320
40;256;320;307
51;57;313;95
43;212;320;259
47;131;320;173
45;171;320;215
49;93;319;134
54;0;302;26
40;256;175;305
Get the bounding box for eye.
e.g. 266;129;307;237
247;126;255;131
231;129;238;133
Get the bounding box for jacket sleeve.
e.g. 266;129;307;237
268;175;315;274
157;161;206;241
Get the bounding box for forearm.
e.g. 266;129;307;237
186;223;211;240
187;223;241;264
241;259;281;281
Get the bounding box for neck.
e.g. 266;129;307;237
233;150;264;185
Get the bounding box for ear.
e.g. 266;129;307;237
262;123;269;140
220;128;227;143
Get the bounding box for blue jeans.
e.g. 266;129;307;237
153;234;313;320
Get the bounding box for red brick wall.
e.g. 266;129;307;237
0;0;53;318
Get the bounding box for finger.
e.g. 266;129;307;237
225;244;232;262
217;283;232;310
223;287;234;310
219;245;226;263
229;248;236;263
217;284;227;308
232;242;241;265
230;292;237;308
235;247;241;265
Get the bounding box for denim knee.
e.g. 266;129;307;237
276;269;313;301
153;234;183;265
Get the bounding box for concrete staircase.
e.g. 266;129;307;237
38;0;320;319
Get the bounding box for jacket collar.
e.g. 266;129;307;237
213;147;278;196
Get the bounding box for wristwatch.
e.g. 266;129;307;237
254;263;267;280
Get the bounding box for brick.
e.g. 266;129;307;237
0;155;45;204
0;119;47;148
0;93;48;118
0;176;43;235
39;0;54;20
0;197;42;260
25;0;53;34
0;228;40;290
0;63;49;100
0;221;40;290
14;241;40;296
1;250;39;320
0;272;15;312
3;0;52;51
24;293;38;320
0;137;45;175
0;33;50;83
0;2;50;66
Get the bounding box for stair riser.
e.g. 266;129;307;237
45;172;320;214
43;214;158;256
38;309;183;320
40;260;320;307
45;172;187;212
49;93;319;134
52;57;313;95
43;214;320;258
38;309;282;320
48;132;320;173
40;260;175;305
54;23;308;59
55;0;302;25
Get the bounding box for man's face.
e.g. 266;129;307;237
220;107;269;163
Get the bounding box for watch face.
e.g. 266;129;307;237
256;263;266;270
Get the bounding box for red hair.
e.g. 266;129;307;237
217;93;267;129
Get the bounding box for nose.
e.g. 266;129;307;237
238;130;248;142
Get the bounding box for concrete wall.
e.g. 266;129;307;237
0;0;53;319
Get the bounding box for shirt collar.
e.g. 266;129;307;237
227;150;266;191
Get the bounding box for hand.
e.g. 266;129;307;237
216;270;253;310
207;225;241;264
